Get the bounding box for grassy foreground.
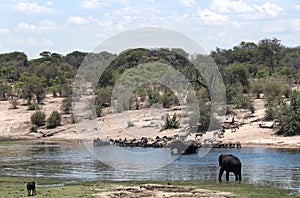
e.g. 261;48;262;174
0;176;298;198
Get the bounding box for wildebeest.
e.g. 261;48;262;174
27;181;36;196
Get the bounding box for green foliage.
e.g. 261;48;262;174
95;105;103;117
148;89;160;106
160;89;178;108
250;80;263;99
276;91;300;136
31;111;46;127
257;38;285;76
129;95;140;110
0;81;12;100
161;94;170;108
19;72;46;103
282;84;292;98
162;113;180;130
27;101;40;111
61;97;72;114
225;63;249;90
47;111;61;129
262;81;284;99
95;86;112;106
264;96;283;121
30;124;38;132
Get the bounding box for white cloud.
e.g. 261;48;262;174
66;16;94;25
27;37;54;46
253;2;284;17
17;20;56;32
81;0;106;9
295;4;300;11
211;0;254;14
198;9;239;27
17;22;36;31
262;20;289;33
16;1;53;14
293;19;300;30
39;19;56;30
0;27;10;34
180;0;195;7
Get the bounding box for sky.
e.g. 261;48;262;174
0;0;300;59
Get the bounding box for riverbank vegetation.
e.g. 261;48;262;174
0;37;299;136
0;176;298;198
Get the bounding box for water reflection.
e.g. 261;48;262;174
0;141;299;194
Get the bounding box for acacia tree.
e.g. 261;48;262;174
19;72;46;103
258;38;285;76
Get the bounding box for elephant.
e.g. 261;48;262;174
27;181;36;196
218;154;242;182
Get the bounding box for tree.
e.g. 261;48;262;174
225;63;249;90
258;38;285;76
276;91;300;136
19;72;46;103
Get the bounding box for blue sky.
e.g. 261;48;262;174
0;0;299;58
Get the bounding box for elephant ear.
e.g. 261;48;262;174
218;154;223;166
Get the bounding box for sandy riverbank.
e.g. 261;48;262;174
0;95;299;149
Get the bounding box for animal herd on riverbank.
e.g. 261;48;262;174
93;134;241;154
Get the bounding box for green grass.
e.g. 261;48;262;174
0;176;298;198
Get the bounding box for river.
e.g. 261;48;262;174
0;141;299;194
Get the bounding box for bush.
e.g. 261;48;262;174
161;113;180;130
161;94;170;108
9;99;18;109
31;111;46;127
148;89;160;106
95;105;102;117
250;80;263;99
27;101;40;111
127;121;135;128
276;91;300;136
262;81;283;99
61;97;72;114
47;111;61;129
30;124;38;132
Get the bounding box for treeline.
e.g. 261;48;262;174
0;37;299;136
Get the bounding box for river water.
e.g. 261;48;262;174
0;141;299;194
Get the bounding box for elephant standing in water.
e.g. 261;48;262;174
218;154;242;182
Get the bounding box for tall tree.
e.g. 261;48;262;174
258;38;285;76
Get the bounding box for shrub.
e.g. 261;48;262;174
31;111;46;127
47;111;61;129
148;89;160;106
161;94;170;108
61;97;72;114
30;124;38;132
9;99;18;109
27;101;40;111
127;121;135;128
95;105;102;117
262;81;283;99
250;80;263;99
161;113;180;130
276;91;300;136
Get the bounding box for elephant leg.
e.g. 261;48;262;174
218;168;224;182
234;173;238;181
238;170;242;181
226;171;229;181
